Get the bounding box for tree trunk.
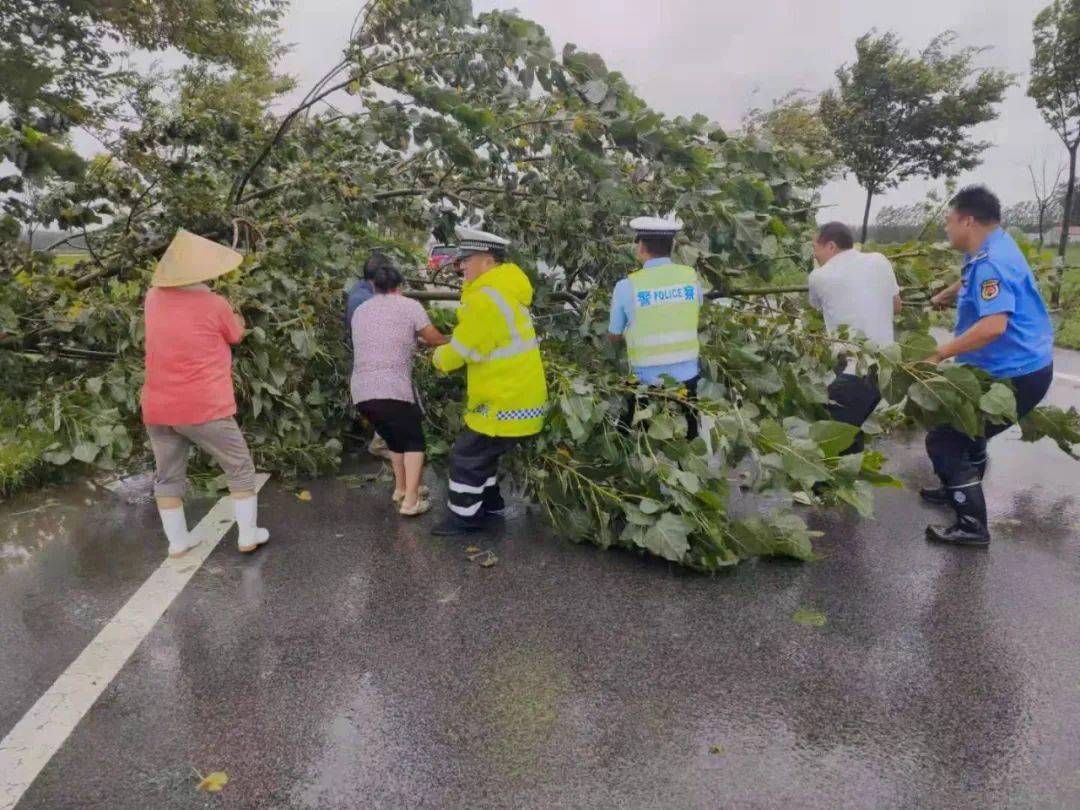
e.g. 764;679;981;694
860;187;874;244
1054;144;1078;308
1037;202;1047;251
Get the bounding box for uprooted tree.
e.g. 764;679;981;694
2;0;1078;570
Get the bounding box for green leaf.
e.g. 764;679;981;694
941;365;983;404
581;79;608;103
641;513;691;561
622;503;655;526
72;441;98;464
808;420;859;457
290;329;312;357
898;332;937;363
638;497;665;515
907;380;942;411
792;609;827;627
979;383;1017;424
647;413;676;440
779;440;829;484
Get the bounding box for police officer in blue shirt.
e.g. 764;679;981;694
608;216;702;439
921;186;1055;546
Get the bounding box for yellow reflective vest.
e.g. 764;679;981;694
433;263;548;437
625;263;701;368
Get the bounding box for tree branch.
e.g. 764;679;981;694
231;47;479;207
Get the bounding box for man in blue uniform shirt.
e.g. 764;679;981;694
921;186;1055;546
608;216;702;439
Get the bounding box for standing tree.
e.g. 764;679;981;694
1029;158;1066;249
742;90;838;187
0;0;286;232
820;31;1011;243
1029;0;1080;303
1002;159;1066;244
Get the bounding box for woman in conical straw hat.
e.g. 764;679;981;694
140;230;270;558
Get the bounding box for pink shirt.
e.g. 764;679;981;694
141;286;243;426
350;294;432;403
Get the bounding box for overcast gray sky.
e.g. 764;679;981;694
273;0;1067;224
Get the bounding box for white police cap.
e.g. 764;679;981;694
455;226;511;257
630;216;684;239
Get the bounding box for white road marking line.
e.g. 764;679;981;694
1055;371;1080;386
0;474;269;810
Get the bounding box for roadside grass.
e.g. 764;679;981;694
53;253;89;269
0;402;51;497
1057;257;1080;350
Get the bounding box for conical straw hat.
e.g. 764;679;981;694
151;230;244;287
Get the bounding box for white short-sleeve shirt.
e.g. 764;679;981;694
808;250;899;346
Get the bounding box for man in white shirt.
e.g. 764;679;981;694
808;222;901;453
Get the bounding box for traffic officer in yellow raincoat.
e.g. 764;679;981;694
431;226;548;536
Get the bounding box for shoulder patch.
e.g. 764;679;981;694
980;278;1000;301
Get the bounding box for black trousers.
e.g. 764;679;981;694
926;363;1054;485
446;428;520;526
826;372;881;455
621;376;700;441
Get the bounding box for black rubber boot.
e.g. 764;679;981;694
972;453;988;481
922;454;989;506
431;515;489;537
925;479;990;547
919;485;950;506
482;486;506;516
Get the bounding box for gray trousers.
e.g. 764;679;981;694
147;417;257;497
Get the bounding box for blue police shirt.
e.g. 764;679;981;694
608;257;700;385
954;228;1053;379
346;279;375;334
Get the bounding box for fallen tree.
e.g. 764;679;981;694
2;1;1077;567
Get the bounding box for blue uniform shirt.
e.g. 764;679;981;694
608;257;700;385
346;279;375;334
954;228;1053;379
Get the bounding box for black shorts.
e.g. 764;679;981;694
355;400;426;453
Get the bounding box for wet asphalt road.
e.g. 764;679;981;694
1;365;1079;808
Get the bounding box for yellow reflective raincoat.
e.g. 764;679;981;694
433;263;548;437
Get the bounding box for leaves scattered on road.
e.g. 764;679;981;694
337;473;383;488
195;770;229;792
708;744;726;755
465;548;498;568
296;490;312;501
792;609;827;627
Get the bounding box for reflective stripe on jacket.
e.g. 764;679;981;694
626;264;701;367
432;262;548;437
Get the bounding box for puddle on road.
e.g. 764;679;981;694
0;473;215;574
0;478;111;574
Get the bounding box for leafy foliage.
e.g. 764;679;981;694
742;91;838;187
0;0;286;235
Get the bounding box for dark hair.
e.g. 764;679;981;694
363;251;395;281
372;262;403;293
950;185;1001;224
816;221;854;250
637;235;674;257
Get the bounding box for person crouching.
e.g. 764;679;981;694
140;230;269;557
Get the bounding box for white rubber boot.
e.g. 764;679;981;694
159;506;201;558
234;496;270;553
